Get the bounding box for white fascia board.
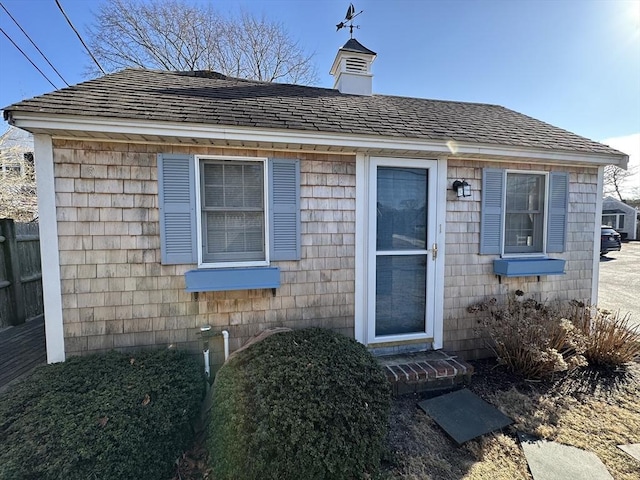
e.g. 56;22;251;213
9;113;628;167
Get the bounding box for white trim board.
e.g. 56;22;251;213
34;134;65;363
9;113;628;168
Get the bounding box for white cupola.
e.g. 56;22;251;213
329;38;376;96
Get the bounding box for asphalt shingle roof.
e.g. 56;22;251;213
2;68;622;157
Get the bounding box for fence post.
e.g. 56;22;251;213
0;219;25;325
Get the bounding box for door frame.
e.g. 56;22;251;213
354;154;447;349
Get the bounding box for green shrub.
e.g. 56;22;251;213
468;292;587;379
0;349;204;480
208;328;391;480
567;304;640;367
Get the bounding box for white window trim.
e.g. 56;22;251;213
194;155;270;268
501;169;550;258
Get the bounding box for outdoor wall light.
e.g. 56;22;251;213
453;180;471;198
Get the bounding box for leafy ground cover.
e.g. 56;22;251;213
0;349;204;480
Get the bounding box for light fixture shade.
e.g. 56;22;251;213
453;180;471;198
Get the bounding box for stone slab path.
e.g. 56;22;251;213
617;443;640;463
518;433;614;480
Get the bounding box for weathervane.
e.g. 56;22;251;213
336;3;363;38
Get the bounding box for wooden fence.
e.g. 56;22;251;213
0;219;43;328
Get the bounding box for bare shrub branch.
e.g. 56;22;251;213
468;292;588;379
569;305;640;366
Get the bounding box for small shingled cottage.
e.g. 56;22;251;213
602;196;638;240
2;38;628;368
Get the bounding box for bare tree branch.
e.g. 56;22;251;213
86;0;318;85
603;164;637;202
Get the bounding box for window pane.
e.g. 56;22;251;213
505;173;545;253
203;162;264;209
375;255;426;336
376;167;427;250
205;212;264;261
602;215;615;227
203;164;223;207
200;159;266;263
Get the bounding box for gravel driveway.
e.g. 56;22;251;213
598;241;640;329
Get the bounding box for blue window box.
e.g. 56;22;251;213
185;267;280;292
493;258;566;278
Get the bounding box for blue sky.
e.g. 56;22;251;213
1;0;639;190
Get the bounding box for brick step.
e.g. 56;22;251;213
377;350;474;395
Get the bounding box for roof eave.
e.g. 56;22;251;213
6;111;629;168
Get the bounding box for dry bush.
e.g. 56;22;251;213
566;303;640;367
468;291;587;379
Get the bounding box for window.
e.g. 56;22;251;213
480;168;568;256
602;213;624;230
504;173;545;253
200;159;266;264
158;154;300;266
1;164;22;175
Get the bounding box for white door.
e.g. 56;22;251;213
367;158;439;344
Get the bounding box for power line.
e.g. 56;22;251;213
0;27;59;90
0;1;70;86
54;0;106;75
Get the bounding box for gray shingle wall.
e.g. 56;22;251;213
52;138;600;362
54;139;356;365
443;159;599;358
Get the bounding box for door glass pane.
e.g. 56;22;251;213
376;167;427;250
375;255;426;336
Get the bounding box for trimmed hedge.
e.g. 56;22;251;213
208;328;391;480
0;349;204;480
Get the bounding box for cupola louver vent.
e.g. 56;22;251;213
345;57;368;73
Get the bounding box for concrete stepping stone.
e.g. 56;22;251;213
518;432;614;480
617;443;640;462
417;388;513;445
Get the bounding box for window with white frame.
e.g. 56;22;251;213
480;168;568;256
504;172;546;254
602;213;624;230
158;153;300;267
199;159;266;264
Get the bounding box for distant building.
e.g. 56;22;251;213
0;126;34;175
602;196;638;240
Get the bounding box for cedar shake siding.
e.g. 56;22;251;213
54;140;355;366
444;159;599;357
53;138;598;363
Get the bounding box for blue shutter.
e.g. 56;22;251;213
546;172;568;253
480;168;505;254
157;154;197;264
269;159;300;261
